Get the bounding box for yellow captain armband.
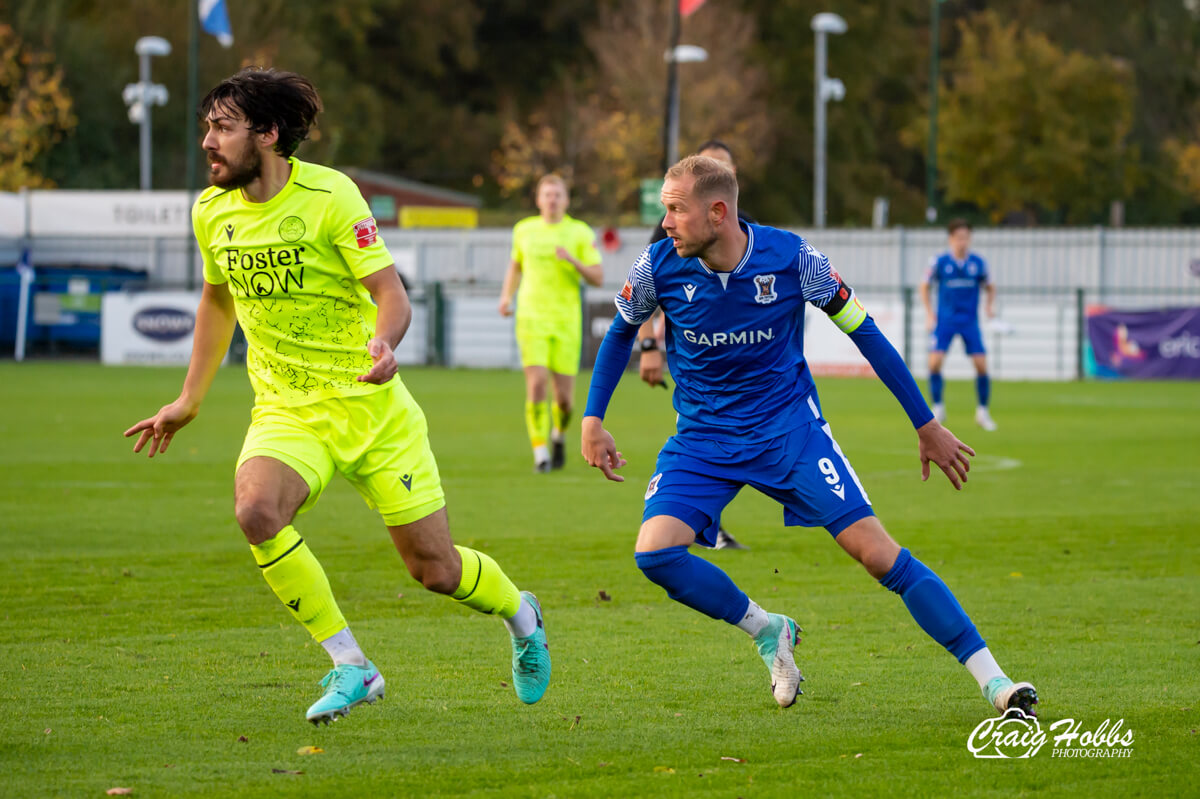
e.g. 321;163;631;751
825;285;868;333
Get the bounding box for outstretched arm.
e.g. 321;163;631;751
124;280;237;457
581;315;639;481
845;315;975;489
816;277;974;489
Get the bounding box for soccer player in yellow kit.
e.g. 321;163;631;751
499;175;603;471
125;68;550;724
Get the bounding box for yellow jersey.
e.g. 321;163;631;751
510;214;601;324
193;158;394;407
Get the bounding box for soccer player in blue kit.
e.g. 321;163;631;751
581;155;1036;716
920;219;998;430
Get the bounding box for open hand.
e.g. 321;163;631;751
124;398;199;458
917;418;976;489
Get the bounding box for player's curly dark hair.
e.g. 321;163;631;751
947;218;972;235
199;67;322;158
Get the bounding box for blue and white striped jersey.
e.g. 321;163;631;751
615;222;862;442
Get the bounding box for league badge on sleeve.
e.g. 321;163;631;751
353;217;379;248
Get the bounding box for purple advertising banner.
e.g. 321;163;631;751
1087;307;1200;379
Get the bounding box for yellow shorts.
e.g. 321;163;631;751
515;315;582;375
236;377;446;526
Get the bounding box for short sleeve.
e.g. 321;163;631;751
614;246;658;325
327;180;394;279
191;198;225;285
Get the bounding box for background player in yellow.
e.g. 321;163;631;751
498;174;603;472
124;68;550;724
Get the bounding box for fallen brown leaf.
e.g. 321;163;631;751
597;590;611;601
106;789;133;796
237;735;248;743
271;769;304;775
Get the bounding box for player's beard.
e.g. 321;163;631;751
675;226;719;260
208;140;262;189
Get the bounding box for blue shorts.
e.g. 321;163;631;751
642;404;874;544
931;318;985;355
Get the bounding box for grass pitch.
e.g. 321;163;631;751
1;363;1197;797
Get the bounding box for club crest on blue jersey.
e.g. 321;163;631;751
645;473;662;500
753;274;778;304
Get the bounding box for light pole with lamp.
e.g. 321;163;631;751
811;12;846;228
926;0;946;223
122;36;172;191
660;1;709;171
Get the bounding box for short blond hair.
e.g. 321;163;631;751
536;173;568;193
664;155;738;205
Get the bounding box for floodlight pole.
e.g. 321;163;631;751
812;13;847;228
926;0;945;224
661;2;682;172
186;0;199;289
124;37;172;191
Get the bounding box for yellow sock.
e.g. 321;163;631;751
251;525;347;642
551;402;571;439
524;400;549;450
452;545;521;618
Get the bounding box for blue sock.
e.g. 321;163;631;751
879;548;985;663
975;373;990;407
635;545;750;625
929;372;944;404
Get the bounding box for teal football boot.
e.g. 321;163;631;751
754;613;803;708
306;660;384;725
511;592;551;704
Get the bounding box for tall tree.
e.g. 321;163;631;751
494;0;770;217
0;23;76;190
735;0;931;226
927;11;1137;224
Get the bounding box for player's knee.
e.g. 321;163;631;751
859;542;901;580
406;555;459;595
234;498;288;544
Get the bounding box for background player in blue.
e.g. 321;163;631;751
920;219;998;431
581;155;1036;716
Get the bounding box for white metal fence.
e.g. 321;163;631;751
4;226;1200;379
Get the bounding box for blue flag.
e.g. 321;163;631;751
199;0;233;48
